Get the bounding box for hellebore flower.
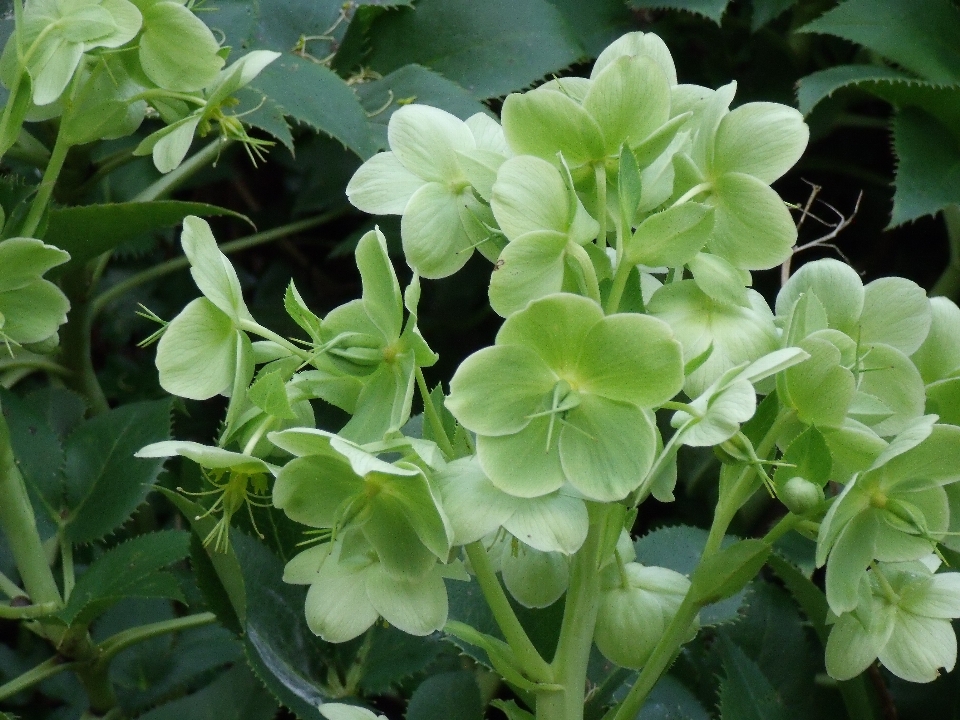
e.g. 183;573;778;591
446;293;683;501
0;237;70;351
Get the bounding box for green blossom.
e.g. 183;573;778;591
446;293;683;501
826;559;960;683
0;237;70;352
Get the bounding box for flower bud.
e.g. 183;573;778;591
780;476;824;515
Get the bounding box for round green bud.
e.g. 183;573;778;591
780;476;824;515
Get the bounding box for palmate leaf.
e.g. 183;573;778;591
406;671;483;720
798;0;960;85
626;0;731;24
136;664;277;720
546;0;633;58
891;108;960;226
58;531;190;627
44;201;250;270
717;635;791;720
365;0;585;100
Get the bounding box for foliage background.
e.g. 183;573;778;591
1;0;957;718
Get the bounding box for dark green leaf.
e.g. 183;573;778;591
0;174;38;240
798;0;960;84
207;0;346;54
360;625;444;695
628;675;710;720
62;399;173;543
690;540;770;607
765;553;828;644
627;0;730;24
634;526;748;626
751;0;796;31
357;64;490;149
45;202;249;270
159;488;247;631
136;663;277;720
406;671;482;720
366;0;585;100
547;0;634;58
59;531;190;627
233;533;334;719
891;108;960;226
717;635;791;720
247;55;378;158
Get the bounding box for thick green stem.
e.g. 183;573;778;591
21;132;71;237
97;612;216;665
0;656;78;701
0;407;62;606
133;138;232;202
604;261;632;315
539;505;612;720
91;211;345;316
594;163;607;249
464;541;553;684
59;295;110;415
931;204;960;301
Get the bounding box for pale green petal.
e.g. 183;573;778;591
152;115;201;174
447;345;556;436
497;293;604;377
502;492;588;555
575;313;683;408
268;427;341;458
30;40;83;106
901;573;960;618
356;227;402;341
375;470;450;560
873;488;945;562
477;416;566;498
501;88;605;166
879;424;960;486
135;440;269;474
781;335;856;428
690;82;736;172
560;396;655;501
155;298;237;400
648;282;779;397
626;202;713;268
305;558;377;642
272;455;360;528
776;258;864;335
0;278;69;344
93;0;142;48
826;513;879;614
491;155;571;239
855;344;925;437
457;148;506;202
539;76;592;103
320;704;384;720
488;231;568;318
362;492;438;580
346;152;426;215
823;421;888;480
366;563;447;635
400;182;473;279
825;610;892;681
283;544;329;585
204;50;279;109
388;104;474;182
583;54;670;156
466;112;510;155
711;102;808;183
592;31;677;86
860;277;931;355
0;238;70;292
706;172;797;270
688;252;749;307
927;377;960;425
501;544;569;608
434;457;517;545
594;583;665;670
912;297;960;383
679;378;756;447
879;613;956;683
138;1;223;91
182;216;251;321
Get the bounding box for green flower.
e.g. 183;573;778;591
446;293;683;501
0;237;70;352
817;420;960;614
284;532;449;642
135;440;275;552
269;427;451;581
826;559;960;683
913;297;960;425
346;106;506;278
319;705;386;720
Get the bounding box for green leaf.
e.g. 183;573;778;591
774;426;831;489
61;399;172;542
634;526;749;626
44;201;249;270
751;0;796;31
626;202;713;268
357;64;490;141
891;108;960;227
248;367;296;419
798;0;960;84
160;488;247;631
59;531;190;627
366;0;585;100
546;0;633;57
406;671;483;720
690;540;770;607
136;664;277;720
717;635;791;720
233;534;333;719
247;54;377;159
627;0;731;24
359;624;443;695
